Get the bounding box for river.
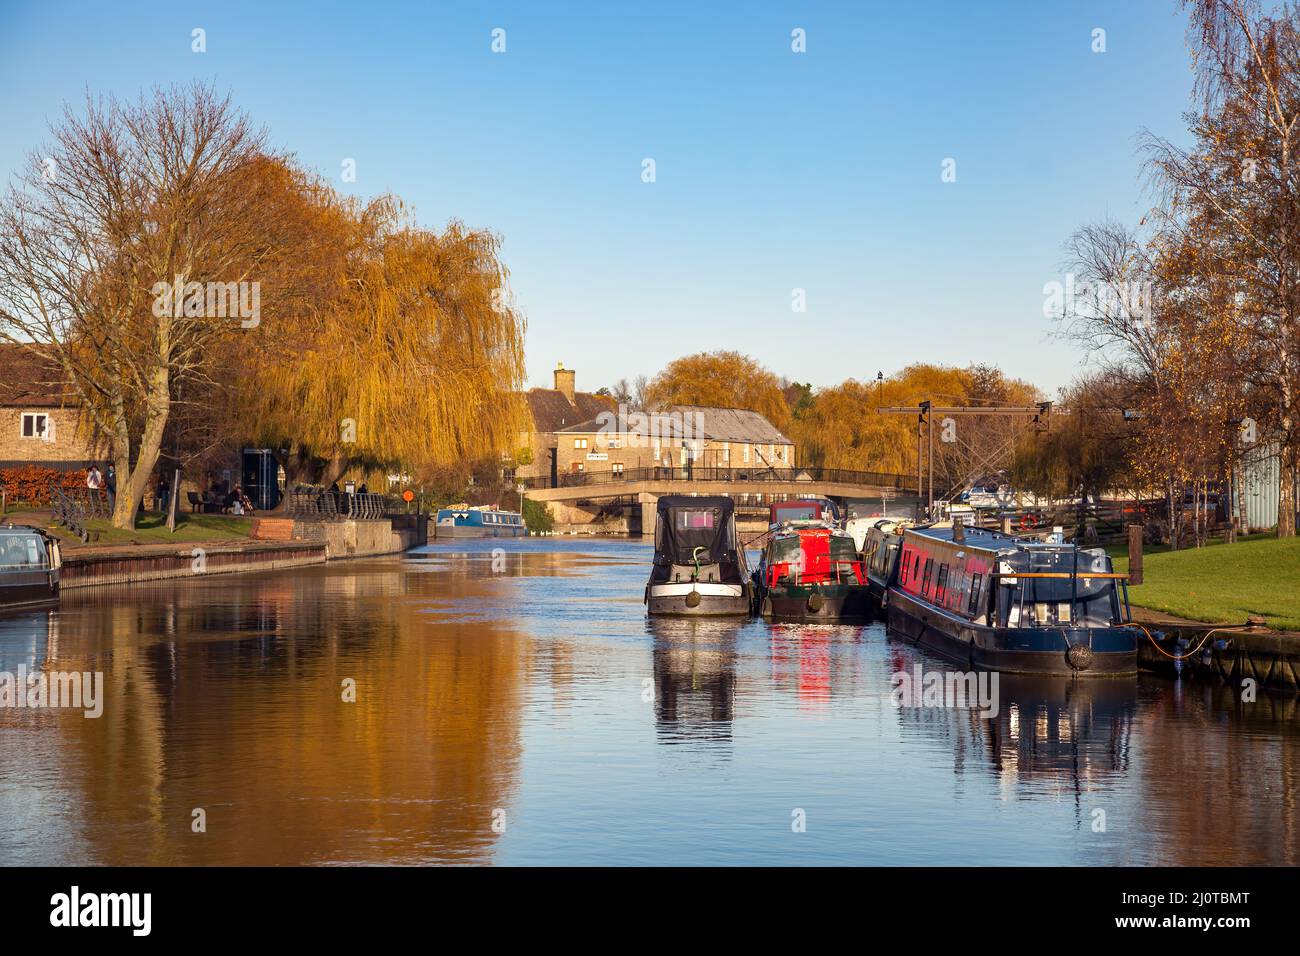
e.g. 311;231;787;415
0;538;1296;865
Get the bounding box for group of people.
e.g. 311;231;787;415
85;464;255;517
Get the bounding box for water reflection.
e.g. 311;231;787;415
648;618;740;741
0;539;1295;865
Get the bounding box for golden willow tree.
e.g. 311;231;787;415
791;364;1040;488
644;351;792;432
237;197;528;489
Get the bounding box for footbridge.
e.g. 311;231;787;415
523;466;919;533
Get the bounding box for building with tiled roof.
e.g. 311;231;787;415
0;343;102;469
551;404;793;479
513;363;617;484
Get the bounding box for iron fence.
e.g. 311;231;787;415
522;466;918;493
284;488;392;520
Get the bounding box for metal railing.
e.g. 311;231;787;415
522;466;918;492
284;488;391;520
49;485;105;542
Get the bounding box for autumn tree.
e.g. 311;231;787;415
237;205;528;489
791;364;1039;490
1143;0;1300;536
644;351;791;432
0;84;292;528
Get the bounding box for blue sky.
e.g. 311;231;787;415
0;1;1198;397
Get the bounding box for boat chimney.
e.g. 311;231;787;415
554;362;576;405
953;520;965;543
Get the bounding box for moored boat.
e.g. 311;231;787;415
645;496;753;616
0;525;61;613
754;501;872;623
879;523;1136;676
434;504;526;538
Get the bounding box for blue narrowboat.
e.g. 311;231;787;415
434;505;527;538
878;523;1136;677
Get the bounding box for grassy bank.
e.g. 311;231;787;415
50;513;255;548
1108;534;1300;631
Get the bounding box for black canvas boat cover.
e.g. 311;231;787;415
654;496;737;565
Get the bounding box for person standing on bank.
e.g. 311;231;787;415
156;474;170;516
86;464;102;492
105;464;117;512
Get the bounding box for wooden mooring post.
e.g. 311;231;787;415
1127;524;1144;586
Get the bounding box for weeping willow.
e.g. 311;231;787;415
243;201;527;484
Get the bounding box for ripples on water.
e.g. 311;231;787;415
0;537;1295;865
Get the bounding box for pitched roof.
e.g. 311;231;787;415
0;344;74;408
525;388;616;434
559;405;791;444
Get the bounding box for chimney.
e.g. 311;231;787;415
554;362;576;405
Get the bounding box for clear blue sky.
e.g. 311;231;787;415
0;1;1198;398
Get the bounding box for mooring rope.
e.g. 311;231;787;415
1121;621;1253;661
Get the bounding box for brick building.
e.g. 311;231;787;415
514;363;617;485
0;344;102;470
554;405;793;479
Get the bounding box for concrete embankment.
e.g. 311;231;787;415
60;516;427;590
61;539;326;589
1132;607;1300;693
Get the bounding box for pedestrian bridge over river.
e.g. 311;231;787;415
522;466;919;533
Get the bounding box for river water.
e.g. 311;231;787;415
0;538;1296;866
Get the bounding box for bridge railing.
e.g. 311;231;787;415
522;466;918;493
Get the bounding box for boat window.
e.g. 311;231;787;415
967;573;982;614
676;509;716;530
922;558;934;595
0;534;45;569
936;564;949;601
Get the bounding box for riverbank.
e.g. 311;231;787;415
1;510;427;590
1108;534;1300;631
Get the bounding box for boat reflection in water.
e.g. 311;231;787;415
887;644;1136;787
648;617;740;741
0;608;57;673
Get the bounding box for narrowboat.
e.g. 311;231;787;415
434;504;526;538
754;501;872;623
645;496;753;616
862;518;911;609
879;523;1136;676
0;525;61;613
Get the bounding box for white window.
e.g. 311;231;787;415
608;437;621;449
723;446;730;464
652;439;660;461
574;438;588;449
21;413;53;442
779;446;787;463
742;443;750;463
612;462;625;475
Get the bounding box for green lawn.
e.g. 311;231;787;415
1107;534;1300;631
51;513;254;548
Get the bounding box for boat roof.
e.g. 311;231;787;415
656;495;735;517
905;523;1086;555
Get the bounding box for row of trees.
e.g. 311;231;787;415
0;84;527;528
605;349;1040;494
1024;0;1300;543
